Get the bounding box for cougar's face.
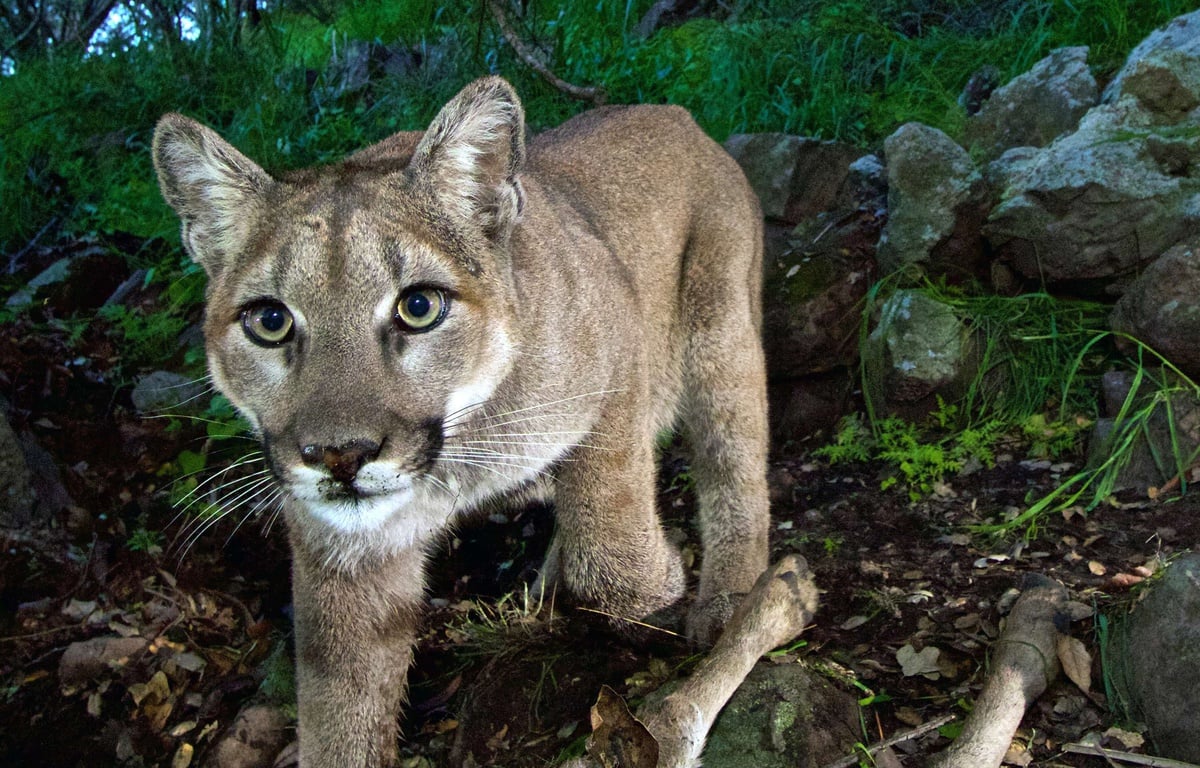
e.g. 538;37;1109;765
204;180;514;537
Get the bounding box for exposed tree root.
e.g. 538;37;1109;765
926;574;1070;768
562;554;819;768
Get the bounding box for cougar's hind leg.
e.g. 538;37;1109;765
679;213;771;644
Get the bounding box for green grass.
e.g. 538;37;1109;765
1;0;1192;256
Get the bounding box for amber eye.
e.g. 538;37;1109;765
241;302;295;346
395;288;447;332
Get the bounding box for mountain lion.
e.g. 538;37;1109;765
153;76;769;767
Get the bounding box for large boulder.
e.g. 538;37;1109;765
861;290;977;419
724;134;860;222
965;47;1098;161
985;95;1200;285
1104;9;1200;105
1109;552;1200;761
875;123;988;279
1087;370;1200;493
1110;241;1200;378
763;217;877;380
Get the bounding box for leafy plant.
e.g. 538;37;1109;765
126;526;164;555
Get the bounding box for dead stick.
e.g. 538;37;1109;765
486;0;606;104
1064;744;1200;768
820;713;957;768
926;575;1069;768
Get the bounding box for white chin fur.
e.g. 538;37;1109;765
302;486;416;535
287;464;419;536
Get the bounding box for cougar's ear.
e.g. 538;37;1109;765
153;114;273;277
410;76;526;240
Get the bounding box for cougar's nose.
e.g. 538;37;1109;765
299;439;382;485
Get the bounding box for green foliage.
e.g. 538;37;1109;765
819;411;1003;502
126;526;164;554
975;339;1200;537
258;636;298;716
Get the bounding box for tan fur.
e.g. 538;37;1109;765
153;77;770;768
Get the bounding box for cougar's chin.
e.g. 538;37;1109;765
287;464;417;534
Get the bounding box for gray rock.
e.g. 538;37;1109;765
985;96;1200;284
6;256;74;308
1120;48;1200;119
876;123;988;277
1111;241;1200;378
0;415;36;529
1104;9;1200;104
763;217;876;380
1087;370;1200;493
130;370;209;415
206;704;290;768
1109;552;1200;761
984;146;1040;191
861;290;977;419
683;663;861;768
724;134;859;222
966;47;1098;161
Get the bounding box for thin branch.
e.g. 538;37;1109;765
820;713;958;768
486;0;606;105
1063;744;1200;768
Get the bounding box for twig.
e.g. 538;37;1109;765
1063;743;1200;768
820;713;957;768
486;0;606;104
8;216;60;274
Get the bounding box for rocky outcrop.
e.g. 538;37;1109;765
985;95;1200;285
724;134;860;222
965;47;1098;161
1109;552;1200;761
860;290;977;419
1110;241;1200;378
875;123;988;278
1103;9;1200;104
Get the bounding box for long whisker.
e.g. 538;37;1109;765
472;389;624;425
177;474;277;560
436;456;553;481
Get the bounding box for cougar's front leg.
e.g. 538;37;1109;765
545;395;686;623
290;543;426;768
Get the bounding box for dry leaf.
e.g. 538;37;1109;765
896;644;941;679
587;685;658;768
1109;572;1145;588
1056;635;1092;694
840;615;869;630
171;743;194;768
1103;726;1145;749
1087;561;1106;576
1003;739;1033;767
169;720;198;737
485;724;509;752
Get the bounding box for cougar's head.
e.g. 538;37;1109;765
153;78;528;544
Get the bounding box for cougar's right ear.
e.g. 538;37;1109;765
153;114;273;277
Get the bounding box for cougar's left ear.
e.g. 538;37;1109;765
410;76;526;240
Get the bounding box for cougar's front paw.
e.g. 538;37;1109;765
685;592;743;647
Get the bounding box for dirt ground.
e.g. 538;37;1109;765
0;308;1196;768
